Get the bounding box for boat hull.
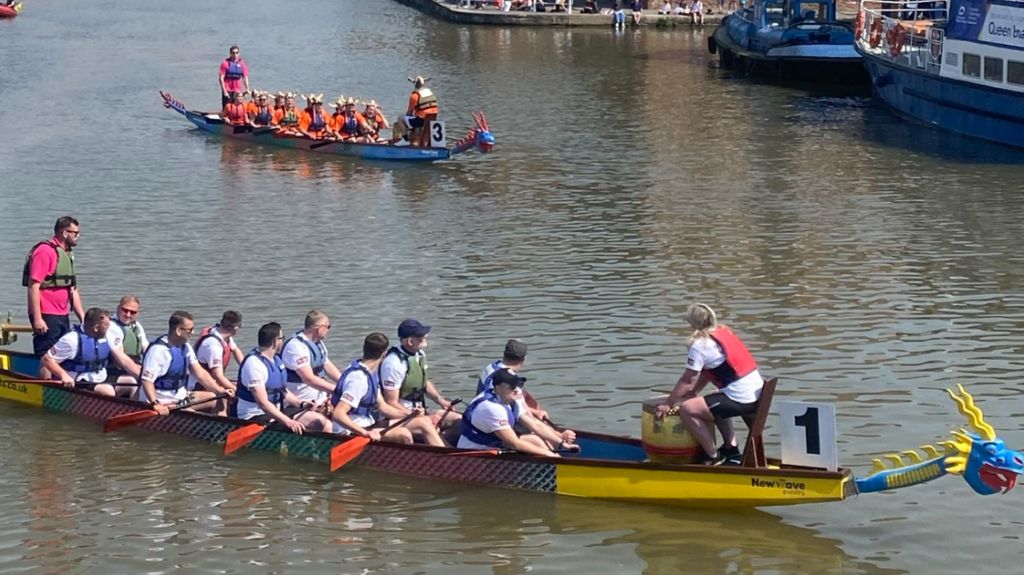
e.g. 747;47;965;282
0;351;853;507
859;49;1024;149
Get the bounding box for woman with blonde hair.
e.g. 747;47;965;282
655;303;764;465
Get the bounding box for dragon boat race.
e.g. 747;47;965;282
2;0;1024;573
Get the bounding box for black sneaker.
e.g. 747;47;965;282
696;451;727;466
719;443;741;459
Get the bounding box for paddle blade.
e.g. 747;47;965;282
103;409;159;433
224;423;268;455
329;437;371;472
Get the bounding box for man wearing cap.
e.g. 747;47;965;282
477;339;576;450
459;368;572;456
23;216;85;376
405;76;438;147
380;319;461;442
219;45;250;108
281;310;342;408
330;332;446;446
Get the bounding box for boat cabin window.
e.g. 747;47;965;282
962;53;981;78
760;0;786;27
1008;60;1024;86
984;56;1004;82
794;2;828;21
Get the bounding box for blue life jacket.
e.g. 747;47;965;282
284;332;326;383
310;110;327;132
343;115;358;133
476;360;503;395
460;392;519;448
145;336;190;391
330;360;379;419
236;350;287;408
254;106;273;125
224;58;244;80
59;325;111;375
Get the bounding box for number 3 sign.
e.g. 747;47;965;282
778;402;838;471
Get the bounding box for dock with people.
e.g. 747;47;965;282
392;0;728;26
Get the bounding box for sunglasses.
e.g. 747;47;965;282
119;307;139;316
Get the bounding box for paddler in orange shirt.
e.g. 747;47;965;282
222;91;250;126
243;90;260;118
298;94;330;140
273;93;301;135
362;100;389;143
249;91;275;127
332;97;372;143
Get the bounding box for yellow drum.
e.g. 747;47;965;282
641;395;700;464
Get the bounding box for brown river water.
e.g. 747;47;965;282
2;0;1024;573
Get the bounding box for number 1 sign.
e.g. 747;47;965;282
778;401;838;471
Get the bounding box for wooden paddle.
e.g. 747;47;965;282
329;411;418;472
223;406;311;455
103;391;229;433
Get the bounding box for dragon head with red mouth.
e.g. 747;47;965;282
947;386;1024;496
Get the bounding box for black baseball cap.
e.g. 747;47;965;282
398;318;431;339
490;367;527;389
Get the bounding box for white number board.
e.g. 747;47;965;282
429;120;447;148
778;401;838;471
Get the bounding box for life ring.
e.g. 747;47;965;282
854;11;865;39
887;22;906;57
868;17;883;49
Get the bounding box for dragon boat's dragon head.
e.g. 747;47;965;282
855;385;1024;496
451;111;495;156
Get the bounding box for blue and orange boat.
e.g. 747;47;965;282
0;344;1019;508
159;91;495;163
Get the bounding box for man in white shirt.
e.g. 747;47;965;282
190;310;243;394
41;307;141;396
139;311;230;416
281;310;342;406
105;295;148;391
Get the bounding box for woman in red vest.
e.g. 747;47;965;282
655;303;764;465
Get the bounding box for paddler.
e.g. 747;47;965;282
298;93;330;139
273;93;301;134
281;310;343;411
654;303;764;465
235;322;333;433
331;97;371;142
222;90;249;126
330;332;446;445
380;319;461;444
41;307;141;397
190;311;243;396
405;75;439;147
105;295;148;391
219;45;250;108
272;92;286;113
362;100;389;143
250;91;275;127
458;368;571;456
476;339;576;450
138;311;232;416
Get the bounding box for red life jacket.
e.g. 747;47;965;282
196;326;232;371
704;326;757;388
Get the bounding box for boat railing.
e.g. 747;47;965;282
857;0;948;72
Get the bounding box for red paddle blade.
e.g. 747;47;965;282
448;449;501;457
329;437;371;472
224;423;268;455
103;409;159;433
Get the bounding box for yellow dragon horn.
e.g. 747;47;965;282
946;385;996;440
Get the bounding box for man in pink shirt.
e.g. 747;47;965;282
219;45;250;108
22;216;85;374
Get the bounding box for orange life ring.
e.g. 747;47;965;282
868;17;883;49
887;23;906;57
854;11;865;39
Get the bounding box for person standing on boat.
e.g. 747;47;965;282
654;304;763;465
380;319;462;443
23;216;84;375
405;76;438;147
219;45;249;108
458;368;567;456
41;307;140;396
281;310;342;410
236;322;332;434
105;295;148;391
139;311;227;416
477;339;577;450
190;310;243;396
330;332;444;445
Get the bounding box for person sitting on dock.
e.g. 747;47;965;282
654;303;764;465
582;0;599;13
331;97;372;142
331;332;445;445
381;319;462;444
249;91;275;127
281;310;342;410
190;311;243;396
105;295;148;391
477;339;576;450
222;91;249;126
689;0;703;24
658;1;673;13
41;307;141;396
406;76;439;147
272;93;301;134
299;94;330;139
459;368;572;456
235;322;332;433
362;100;389;143
138;311;228;416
